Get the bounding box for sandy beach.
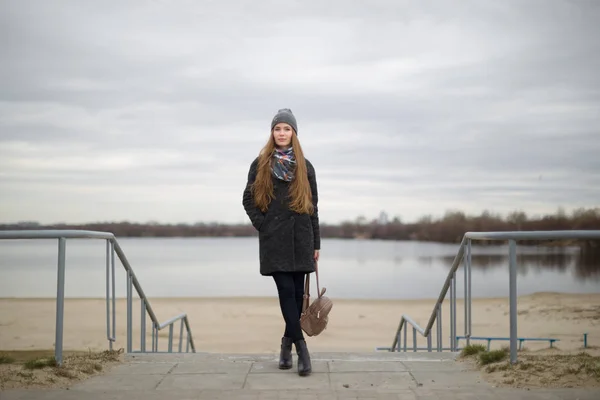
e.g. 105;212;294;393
1;292;599;354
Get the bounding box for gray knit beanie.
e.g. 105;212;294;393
271;108;298;135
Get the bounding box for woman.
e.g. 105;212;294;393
242;108;321;377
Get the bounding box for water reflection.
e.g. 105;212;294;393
576;246;600;279
437;246;600;281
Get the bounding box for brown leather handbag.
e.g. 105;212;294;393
300;262;333;337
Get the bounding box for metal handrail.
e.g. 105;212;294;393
0;229;197;365
1;229;115;240
390;236;466;353
391;315;428;352
389;230;600;364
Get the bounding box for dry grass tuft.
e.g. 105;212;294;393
460;344;486;357
0;348;124;390
461;348;600;388
0;354;16;365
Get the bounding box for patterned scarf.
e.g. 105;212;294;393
271;146;296;182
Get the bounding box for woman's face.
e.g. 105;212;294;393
272;123;294;148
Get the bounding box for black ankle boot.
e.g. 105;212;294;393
294;339;312;376
279;337;293;369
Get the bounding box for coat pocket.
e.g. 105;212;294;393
259;217;295;270
294;214;315;267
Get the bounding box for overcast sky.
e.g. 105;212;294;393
1;0;599;226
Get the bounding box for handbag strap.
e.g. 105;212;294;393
302;272;310;313
315;260;321;297
302;260;320;313
305;261;321;297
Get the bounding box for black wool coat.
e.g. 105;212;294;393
242;157;321;276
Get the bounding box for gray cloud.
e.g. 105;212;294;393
1;0;599;225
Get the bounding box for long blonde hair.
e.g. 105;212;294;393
252;132;313;214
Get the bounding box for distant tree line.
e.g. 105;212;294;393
2;207;599;246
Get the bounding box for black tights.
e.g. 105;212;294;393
272;272;306;342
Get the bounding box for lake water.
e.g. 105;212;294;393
0;237;598;300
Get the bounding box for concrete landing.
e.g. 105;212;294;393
2;352;599;399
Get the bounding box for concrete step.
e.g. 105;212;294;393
124;350;461;363
2;352;599;399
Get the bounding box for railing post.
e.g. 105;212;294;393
179;319;184;353
413;327;417;352
468;239;472;342
55;237;66;366
450;272;456;351
105;240;112;351
168;324;174;353
111;241;116;348
464;241;468;343
127;270;132;353
403;324;407;352
141;298;146;352
152;324;156;352
436;305;441;351
437;303;443;351
509;239;518;364
464;239;472;346
155;325;159;352
427;334;432;352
